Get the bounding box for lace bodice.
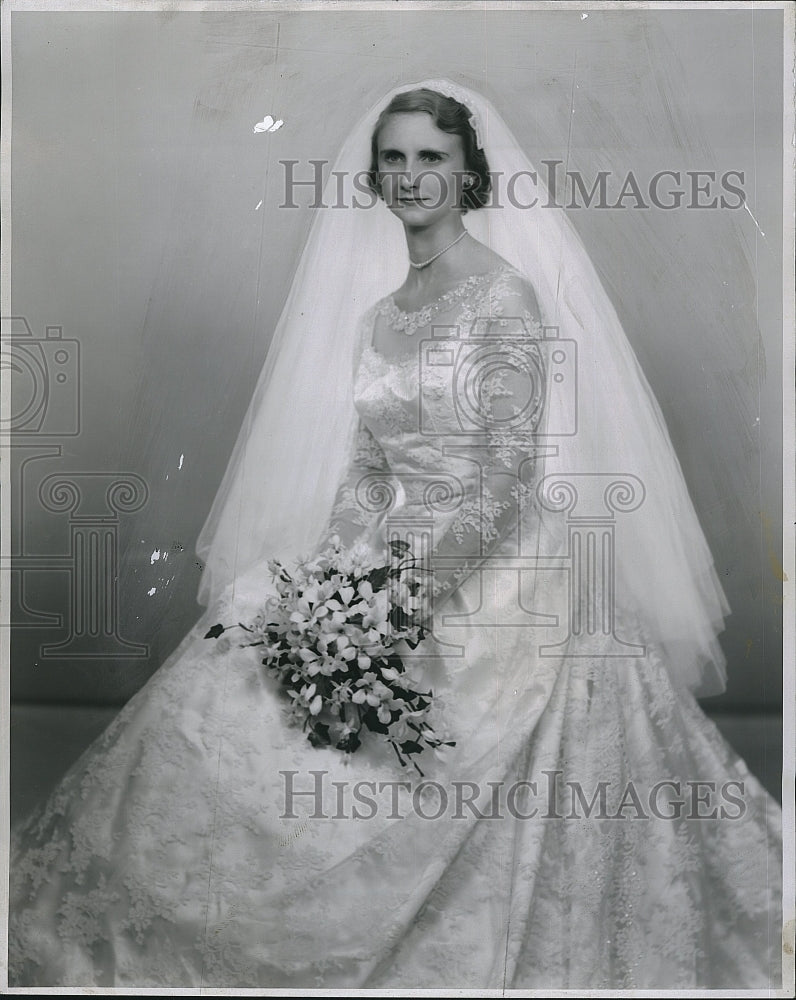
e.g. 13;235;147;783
328;264;546;592
370;265;513;337
7;265;782;993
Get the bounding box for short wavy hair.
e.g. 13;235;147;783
366;89;491;212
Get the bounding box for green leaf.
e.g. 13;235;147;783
362;708;390;735
386;653;405;671
335;731;362;754
367;566;390;590
307;722;331;747
387;684;412;702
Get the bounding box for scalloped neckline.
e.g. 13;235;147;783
386;263;510;319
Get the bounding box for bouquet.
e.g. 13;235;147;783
204;537;455;773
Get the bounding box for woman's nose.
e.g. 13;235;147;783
397;164;419;190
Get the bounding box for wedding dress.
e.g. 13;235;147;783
8;262;782;989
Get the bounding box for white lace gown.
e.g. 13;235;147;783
8;265;782;989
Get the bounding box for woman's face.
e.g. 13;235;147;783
376;112;469;226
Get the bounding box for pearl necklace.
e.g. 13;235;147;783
408;230;467;270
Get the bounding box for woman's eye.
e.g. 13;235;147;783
380;152;402;164
420;152;442;162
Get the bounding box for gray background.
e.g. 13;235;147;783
8;8;784;713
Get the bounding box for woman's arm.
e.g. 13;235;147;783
323;420;390;551
420;273;547;618
322;274;545;615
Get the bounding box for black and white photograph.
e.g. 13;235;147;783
1;1;793;992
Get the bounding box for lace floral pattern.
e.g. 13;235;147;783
347;265;553;601
375;266;508;337
8;264;783;990
326;422;389;548
448;487;509;544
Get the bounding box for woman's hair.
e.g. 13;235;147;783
366;89;491;211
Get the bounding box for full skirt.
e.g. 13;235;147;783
8;559;783;989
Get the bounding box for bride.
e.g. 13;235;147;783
8;79;782;990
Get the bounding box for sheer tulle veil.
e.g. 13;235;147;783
195;78;730;696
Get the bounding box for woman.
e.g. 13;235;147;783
8;80;782;989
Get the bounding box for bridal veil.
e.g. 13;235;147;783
194;79;730;696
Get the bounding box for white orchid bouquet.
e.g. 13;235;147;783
204;536;454;772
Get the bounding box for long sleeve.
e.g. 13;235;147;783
414;274;547;619
321;270;547;626
323;420;390;550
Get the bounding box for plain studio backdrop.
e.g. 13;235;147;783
6;9;784;771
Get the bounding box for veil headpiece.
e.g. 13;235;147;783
195;78;729;696
415;77;485;148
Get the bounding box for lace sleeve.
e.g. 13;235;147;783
423;270;547;616
319;304;389;551
323;420;390;550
